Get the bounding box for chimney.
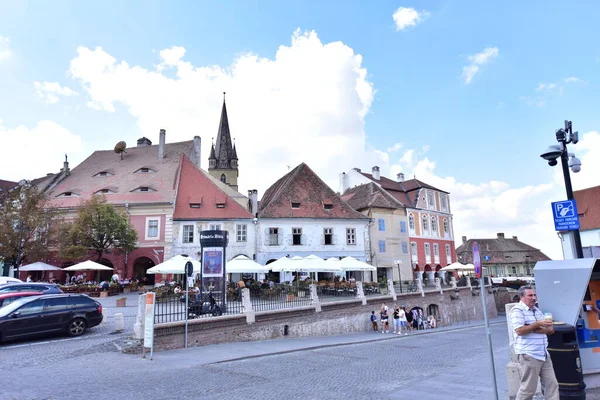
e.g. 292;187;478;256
512;236;518;240
63;154;70;176
497;233;505;239
158;129;166;160
462;236;467;245
372;166;380;180
248;189;258;216
193;136;201;169
137;137;152;147
339;172;349;194
397;172;405;182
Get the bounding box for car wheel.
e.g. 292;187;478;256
212;306;222;316
67;318;87;337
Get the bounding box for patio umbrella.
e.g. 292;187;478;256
19;262;62;271
439;262;479;272
338;257;376;272
146;254;200;275
63;260;114;271
296;255;341;273
268;256;300;272
226;255;269;274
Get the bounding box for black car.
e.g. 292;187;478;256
0;283;63;295
0;294;103;342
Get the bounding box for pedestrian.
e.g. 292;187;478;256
26;275;32;282
405;306;414;333
510;286;559;400
392;305;400;334
380;303;389;333
398;305;408;335
370;311;378;332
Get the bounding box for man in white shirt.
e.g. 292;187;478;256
510;286;559;400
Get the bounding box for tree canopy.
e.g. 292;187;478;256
0;181;59;273
58;195;137;261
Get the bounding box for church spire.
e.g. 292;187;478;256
213;92;235;169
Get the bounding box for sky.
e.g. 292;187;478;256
1;1;599;260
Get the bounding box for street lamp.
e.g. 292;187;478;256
540;120;583;259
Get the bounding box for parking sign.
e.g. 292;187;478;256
551;200;580;231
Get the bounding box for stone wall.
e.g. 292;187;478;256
151;287;497;352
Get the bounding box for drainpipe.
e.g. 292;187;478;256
253;217;259;263
124;203;130;278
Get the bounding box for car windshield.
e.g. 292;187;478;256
0;296;36;317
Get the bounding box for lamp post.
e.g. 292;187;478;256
540;120;583;259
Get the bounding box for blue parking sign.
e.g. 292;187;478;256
551;199;580;231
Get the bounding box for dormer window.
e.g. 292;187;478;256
94;188;115;195
291;202;301;209
93;171;113;177
131;186;156;192
323;204;333;210
216;203;226;208
134;167;155;174
56;191;79;198
190;203;201;208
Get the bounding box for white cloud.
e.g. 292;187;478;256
386;142;403;152
68;29;375;196
462;47;499;84
0;36;11;61
34;81;79;104
519;95;546;107
392;7;430;31
564;76;583;84
536;82;557;92
0;120;83;181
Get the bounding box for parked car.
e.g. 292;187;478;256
0;294;103;342
0;292;41;308
0;283;63;294
0;277;22;285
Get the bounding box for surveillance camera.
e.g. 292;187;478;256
548;159;558;167
571;131;579;144
540;145;562;164
569;156;582;173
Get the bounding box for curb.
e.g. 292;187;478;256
203;319;507;366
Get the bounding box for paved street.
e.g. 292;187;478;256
2;311;600;400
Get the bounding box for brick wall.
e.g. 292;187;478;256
151;287;497;352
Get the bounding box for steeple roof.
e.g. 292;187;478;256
212;93;236;169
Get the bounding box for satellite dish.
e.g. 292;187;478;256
114;141;127;160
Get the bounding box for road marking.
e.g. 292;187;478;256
0;333;106;350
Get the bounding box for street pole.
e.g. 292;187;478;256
557;122;584;259
481;273;499;400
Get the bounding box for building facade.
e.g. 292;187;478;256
561;185;600;259
257;163;370;281
341;166;456;282
341;182;412;282
456;233;551;277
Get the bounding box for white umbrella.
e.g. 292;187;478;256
297;254;341;273
146;254;200;275
338;257;376;272
63;260;114;271
439;262;476;272
19;262;62;271
227;255;269;274
268;256;299;272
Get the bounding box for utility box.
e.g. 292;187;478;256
535;258;600;388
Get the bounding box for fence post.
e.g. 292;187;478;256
356;281;367;305
310;284;321;312
241;288;255;324
387;280;397;301
435;277;443;294
417;278;425;297
133;293;145;339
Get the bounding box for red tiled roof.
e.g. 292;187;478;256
575;185;600;231
342;182;405;210
360;172;449;194
259;163;368;219
173;156;253;220
456;236;551;263
0;179;17;193
48;140;195;208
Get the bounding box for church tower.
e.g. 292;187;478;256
208;93;239;191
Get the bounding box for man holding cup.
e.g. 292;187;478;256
510;286;559;400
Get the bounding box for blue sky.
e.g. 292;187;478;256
1;1;599;259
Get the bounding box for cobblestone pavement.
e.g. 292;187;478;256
2;307;599;400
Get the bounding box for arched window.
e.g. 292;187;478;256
422;215;429;232
408;214;415;230
220;174;226;183
431;216;437;234
443;219;449;234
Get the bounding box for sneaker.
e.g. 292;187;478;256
405;333;408;336
397;332;402;335
381;331;384;334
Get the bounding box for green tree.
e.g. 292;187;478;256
58;195;137;261
0;181;60;274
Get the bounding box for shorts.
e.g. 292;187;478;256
399;321;407;327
